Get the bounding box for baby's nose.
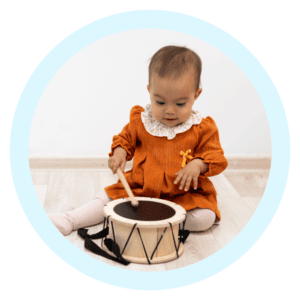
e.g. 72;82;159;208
165;106;176;114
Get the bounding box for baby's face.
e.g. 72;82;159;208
147;71;202;127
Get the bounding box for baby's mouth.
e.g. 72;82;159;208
165;118;177;121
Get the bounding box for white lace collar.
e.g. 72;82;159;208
141;104;202;140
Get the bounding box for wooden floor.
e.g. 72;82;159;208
30;168;270;272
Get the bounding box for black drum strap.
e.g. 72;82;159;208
179;229;190;243
77;228;130;266
179;214;190;243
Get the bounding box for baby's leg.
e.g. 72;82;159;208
48;191;112;236
185;208;216;232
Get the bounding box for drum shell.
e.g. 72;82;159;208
102;197;186;264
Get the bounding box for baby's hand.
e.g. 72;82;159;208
174;159;207;191
108;147;127;174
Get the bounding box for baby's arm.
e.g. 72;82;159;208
108;107;142;174
192;117;228;177
174;117;228;191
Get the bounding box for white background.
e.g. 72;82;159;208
29;28;271;156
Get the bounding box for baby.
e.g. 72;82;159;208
49;45;228;236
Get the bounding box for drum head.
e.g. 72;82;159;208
104;197;186;228
113;200;176;221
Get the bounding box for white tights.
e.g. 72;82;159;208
48;191;216;236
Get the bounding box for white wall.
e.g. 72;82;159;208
29;29;271;156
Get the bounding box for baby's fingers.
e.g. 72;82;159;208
184;176;193;191
120;160;126;172
193;176;198;190
108;160;115;173
112;165;117;174
179;174;188;190
112;161;121;174
174;172;183;185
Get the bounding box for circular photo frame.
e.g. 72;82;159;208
10;10;290;290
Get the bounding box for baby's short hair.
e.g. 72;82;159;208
148;45;202;91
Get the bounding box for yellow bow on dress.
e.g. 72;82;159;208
180;149;194;168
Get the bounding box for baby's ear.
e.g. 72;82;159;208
147;84;150;93
195;88;202;99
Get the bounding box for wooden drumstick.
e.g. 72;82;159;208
116;168;139;207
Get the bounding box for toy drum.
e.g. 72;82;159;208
102;197;188;264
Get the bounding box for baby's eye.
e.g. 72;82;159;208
156;101;165;105
177;103;186;107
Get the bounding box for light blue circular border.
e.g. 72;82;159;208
10;10;290;290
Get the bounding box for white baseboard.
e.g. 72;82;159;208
29;154;271;170
226;154;271;170
28;155;125;170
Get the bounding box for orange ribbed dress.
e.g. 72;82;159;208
105;105;228;221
